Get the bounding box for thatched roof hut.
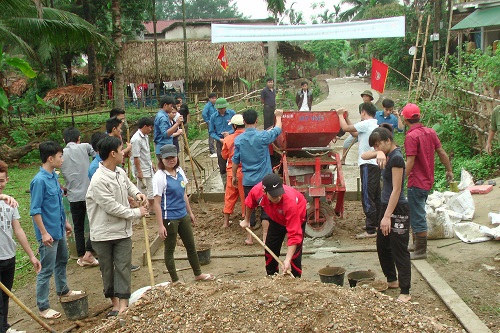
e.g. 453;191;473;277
9;78;27;96
122;40;266;84
43;84;94;111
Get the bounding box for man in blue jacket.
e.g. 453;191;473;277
209;98;235;189
232;108;283;245
202;93;217;157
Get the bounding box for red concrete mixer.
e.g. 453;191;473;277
274;110;346;238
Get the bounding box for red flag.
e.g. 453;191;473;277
371;58;389;94
217;45;228;71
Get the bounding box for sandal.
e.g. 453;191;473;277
61;290;85;297
106;310;119;318
40;309;61;319
77;258;99;267
195;273;215;282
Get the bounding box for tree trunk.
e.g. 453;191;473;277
111;0;125;110
0;143;38;163
82;0;101;107
53;50;64;87
65;55;73;86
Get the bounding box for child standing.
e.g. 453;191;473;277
338;103;381;239
361;127;411;302
0;160;41;333
30;141;83;319
86;136;148;316
60;127;98;267
221;114;246;228
153;144;214;283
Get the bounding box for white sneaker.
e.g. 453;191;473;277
7;328;27;333
209;153;217;158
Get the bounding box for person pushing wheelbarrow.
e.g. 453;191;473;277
240;173;307;277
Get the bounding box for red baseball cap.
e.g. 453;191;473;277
401;103;421;119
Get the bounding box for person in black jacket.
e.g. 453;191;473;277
295;81;313;111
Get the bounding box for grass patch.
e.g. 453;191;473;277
4;165;40;288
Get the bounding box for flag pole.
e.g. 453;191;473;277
387;65;410;82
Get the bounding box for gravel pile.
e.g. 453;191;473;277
86;276;463;333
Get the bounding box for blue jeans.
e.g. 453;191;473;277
36;237;70;311
407;187;429;233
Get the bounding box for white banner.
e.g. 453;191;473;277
212;16;405;43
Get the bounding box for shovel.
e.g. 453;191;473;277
180;122;209;214
244;227;294;278
139;200;155;287
0;281;57;333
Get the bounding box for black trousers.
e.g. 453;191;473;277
377;203;411;294
263;105;276;130
69;201;93;257
216;140;226;176
0;257;15;333
265;219;305;278
360;164;381;234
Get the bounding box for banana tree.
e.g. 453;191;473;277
0;51;36;118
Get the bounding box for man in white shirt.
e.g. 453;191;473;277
337;103;381;239
131;117;155;215
295;81;313;111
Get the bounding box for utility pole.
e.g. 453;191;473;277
433;0;442;68
182;0;189;94
152;0;160;101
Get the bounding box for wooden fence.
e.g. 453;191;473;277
422;70;500;151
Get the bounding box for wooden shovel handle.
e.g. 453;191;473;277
0;282;57;333
142;216;155;287
244;227;294;278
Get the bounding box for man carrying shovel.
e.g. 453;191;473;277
240;173;306;277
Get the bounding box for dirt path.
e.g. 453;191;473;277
6;78;500;333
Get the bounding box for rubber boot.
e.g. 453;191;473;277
408;233;416;252
410;235;427;260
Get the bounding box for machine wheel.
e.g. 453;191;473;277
304;202;335;238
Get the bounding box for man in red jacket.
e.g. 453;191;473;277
240;173;306;277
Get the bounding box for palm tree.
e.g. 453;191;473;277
0;0;112;117
338;0;397;22
1;0;112;64
280;2;304;25
111;0;125;110
266;0;287;21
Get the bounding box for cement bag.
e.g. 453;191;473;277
427;207;457;239
488;212;500;225
427;191;445;209
458;168;474;190
445;190;474;220
481;225;500;240
454;222;492;243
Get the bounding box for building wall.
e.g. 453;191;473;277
164;25;212;40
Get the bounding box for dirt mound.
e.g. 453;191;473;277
86;276;461;333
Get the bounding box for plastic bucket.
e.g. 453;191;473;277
60;293;88;320
318;266;346;286
347;270;376;288
197;244;211;266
